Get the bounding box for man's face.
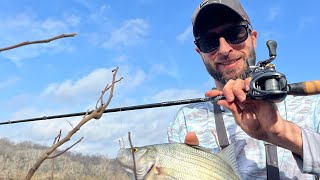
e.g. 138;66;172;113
196;22;257;85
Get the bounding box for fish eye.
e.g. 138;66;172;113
131;147;138;153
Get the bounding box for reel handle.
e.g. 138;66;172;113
266;40;277;58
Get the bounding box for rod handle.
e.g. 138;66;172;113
288;80;320;96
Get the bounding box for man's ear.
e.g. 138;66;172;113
195;47;201;54
251;30;258;48
195;47;205;62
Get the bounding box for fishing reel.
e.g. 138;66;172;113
247;40;288;103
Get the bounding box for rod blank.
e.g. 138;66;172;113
1;80;320;126
0;97;219;126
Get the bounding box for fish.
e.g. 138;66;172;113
116;143;241;180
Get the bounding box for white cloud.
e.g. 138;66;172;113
42;68;115;104
121;69;146;89
258;31;276;43
41;66;147;105
298;16;317;31
103;18;149;49
89;4;110;23
267;6;281;22
9;107;39;120
65;15;82;26
152;88;203;102
112;55;129;64
0;76;20;89
114;65;147;93
176;25;193;43
149;62;181;80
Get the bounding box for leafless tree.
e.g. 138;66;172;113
0;33;124;179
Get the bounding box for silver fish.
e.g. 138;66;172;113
116;143;241;180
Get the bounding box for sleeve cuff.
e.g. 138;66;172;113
294;128;320;175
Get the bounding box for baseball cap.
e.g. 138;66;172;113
192;0;251;37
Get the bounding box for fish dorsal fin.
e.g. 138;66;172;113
216;143;241;179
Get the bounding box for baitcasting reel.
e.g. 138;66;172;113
247;40;288;103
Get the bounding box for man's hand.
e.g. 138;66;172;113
206;77;303;156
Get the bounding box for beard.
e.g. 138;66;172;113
205;49;256;85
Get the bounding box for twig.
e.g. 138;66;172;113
52;130;62;145
0;33;77;52
66;120;74;129
128;132;138;180
48;137;84;159
95;79;122;110
94;76;123;119
51;130;61;180
24;67;122;180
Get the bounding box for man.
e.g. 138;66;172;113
167;0;320;179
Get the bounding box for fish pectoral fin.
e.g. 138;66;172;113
156;166;176;176
144;166;177;180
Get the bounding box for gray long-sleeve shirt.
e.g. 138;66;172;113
167;95;320;179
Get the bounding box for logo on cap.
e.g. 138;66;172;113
200;1;208;8
200;0;222;8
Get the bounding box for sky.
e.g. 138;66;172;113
0;0;319;158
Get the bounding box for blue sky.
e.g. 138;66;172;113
0;0;319;158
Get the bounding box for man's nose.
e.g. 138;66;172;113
217;37;232;56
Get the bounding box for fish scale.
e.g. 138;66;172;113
117;143;241;180
154;144;238;179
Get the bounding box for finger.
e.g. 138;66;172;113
205;89;223;97
233;79;247;102
184;132;199;146
244;77;251;91
218;100;243;126
223;80;235;102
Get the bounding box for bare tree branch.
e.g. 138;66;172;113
52;130;62;145
51;129;62;180
48;137;84;159
66;120;74;129
0;33;77;52
51;130;59;180
128;132;138;180
24;67;122;180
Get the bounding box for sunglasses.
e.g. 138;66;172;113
194;24;251;53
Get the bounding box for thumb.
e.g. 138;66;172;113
184;132;199;146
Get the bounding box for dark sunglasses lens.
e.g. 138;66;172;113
197;37;219;53
226;26;248;44
196;25;249;53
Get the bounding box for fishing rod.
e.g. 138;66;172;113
0;96;225;125
1;40;320;125
1;80;319;126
